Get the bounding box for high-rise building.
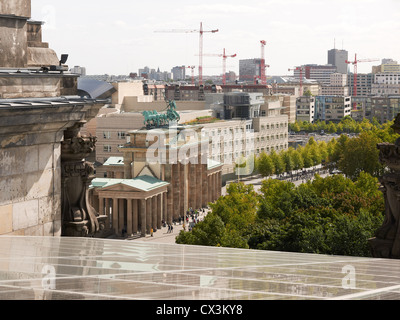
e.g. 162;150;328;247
239;59;262;82
171;66;186;81
328;49;349;74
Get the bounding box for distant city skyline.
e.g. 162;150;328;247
32;0;400;77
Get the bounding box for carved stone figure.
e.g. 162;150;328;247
61;121;107;237
143;100;181;129
370;114;400;258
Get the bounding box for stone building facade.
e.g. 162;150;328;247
89;125;223;237
0;0;107;237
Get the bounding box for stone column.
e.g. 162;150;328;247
180;162;186;219
118;199;125;235
140;199;146;237
146;198;152;235
202;164;208;208
189;160;197;209
207;175;211;205
105;198;111;229
157;194;162;230
99;197;104;217
196;155;203;209
217;172;222;198
127;199;133;236
163;193;168;225
165;164;173;224
173;163;181;221
211;174;215;202
112;198;118;234
133;199;138;235
182;162;189;218
152;196;158;232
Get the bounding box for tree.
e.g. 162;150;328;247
301;147;313;168
175;213;225;246
304;89;313;97
291;122;301;133
337;131;383;180
327;122;337;134
256;152;274;177
282;150;294;173
330;134;349;165
318;141;328;163
210;183;259;233
308;144;322;166
269;150;285;175
291;149;304;171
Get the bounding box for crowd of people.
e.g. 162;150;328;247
162;208;209;234
276;167;332;183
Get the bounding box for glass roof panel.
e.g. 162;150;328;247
1;236;400;300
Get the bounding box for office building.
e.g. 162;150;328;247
315;96;352;122
171;66;186;81
239;59;262;82
348;73;374;97
328;48;349;74
296;97;316;123
294;64;337;85
321;73;350;96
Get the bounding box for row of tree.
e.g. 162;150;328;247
176;173;384;257
258;118;399;181
289;117;383;135
255;137;333;178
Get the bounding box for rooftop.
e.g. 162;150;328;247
1;236;400;300
91;175;169;192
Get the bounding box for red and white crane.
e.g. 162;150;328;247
345;54;379;109
202;48;237;85
259;40;269;85
155;22;219;86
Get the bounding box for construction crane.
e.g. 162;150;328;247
259;40;269;85
155;22;219;86
202;49;237;85
345;54;379;109
187;66;196;85
289;67;305;96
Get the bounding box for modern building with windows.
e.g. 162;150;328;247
294;64;337;85
371;96;400;123
347;73;374;97
296;97;316;123
315;96;352;122
372;73;400;96
239;59;262;82
321;73;350;96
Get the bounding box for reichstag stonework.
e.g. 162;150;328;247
0;0;107;237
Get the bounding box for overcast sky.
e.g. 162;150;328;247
31;0;400;77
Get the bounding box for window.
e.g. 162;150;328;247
103;145;112;153
103;132;111;139
118;132;126;140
